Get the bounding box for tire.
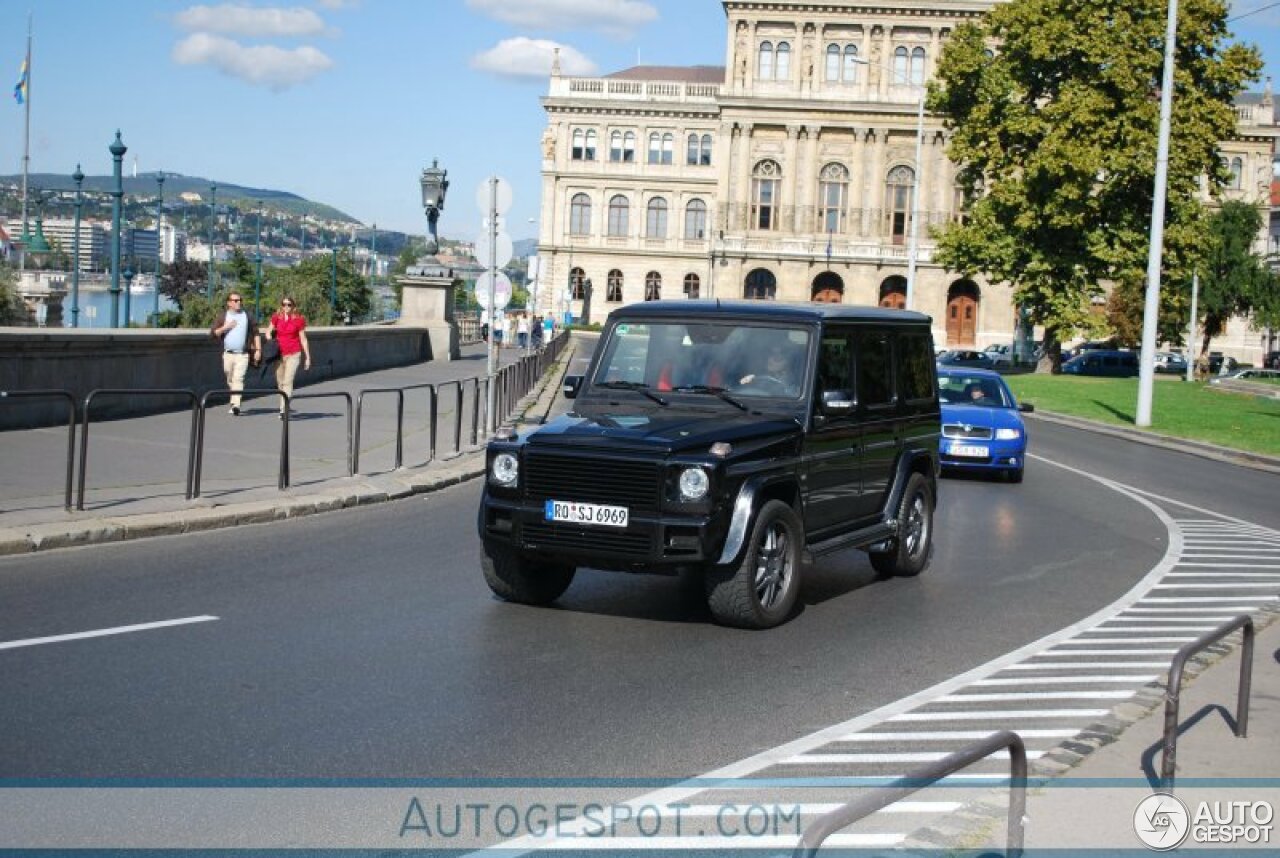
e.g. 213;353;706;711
481;541;576;605
869;473;934;578
705;499;803;629
1006;466;1024;484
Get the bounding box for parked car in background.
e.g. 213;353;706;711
1154;352;1188;374
1061;340;1116;361
1266;351;1280;370
1209;368;1280;385
937;368;1032;483
983;343;1014;368
937;349;996;369
1207;353;1239;375
1061;350;1139;377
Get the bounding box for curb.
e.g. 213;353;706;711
1028;409;1280;475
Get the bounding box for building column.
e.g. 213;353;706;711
783;124;802;233
859;128;876;237
736;122;754;231
803;124;822;236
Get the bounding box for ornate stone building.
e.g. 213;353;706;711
535;0;1276;360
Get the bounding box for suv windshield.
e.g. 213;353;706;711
592;321;812;401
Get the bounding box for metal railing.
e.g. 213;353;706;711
793;731;1027;858
1161;614;1255;789
77;389;199;511
1;389;77;511
286;391;354;485
193;389;289;498
353;388;405;475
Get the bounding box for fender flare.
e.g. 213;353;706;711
880;448;937;525
716;474;800;566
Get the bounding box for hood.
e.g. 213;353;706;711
940;403;1024;431
525;410;802;454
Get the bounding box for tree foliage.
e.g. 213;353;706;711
159;259;209;308
1194;200;1278;357
260;250;369;325
0;264;28;325
929;0;1261;370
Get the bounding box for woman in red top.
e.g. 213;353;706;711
266;296;311;416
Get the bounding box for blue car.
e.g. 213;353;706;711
937;368;1033;483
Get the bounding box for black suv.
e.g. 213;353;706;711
478;301;941;628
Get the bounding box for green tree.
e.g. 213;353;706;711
262;250;369;325
158;259;209;309
0;263;28;325
1194;200;1278;359
228;247;254;286
929;0;1261;371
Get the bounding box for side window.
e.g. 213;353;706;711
857;331;894;408
816;331;854;400
899;333;935;401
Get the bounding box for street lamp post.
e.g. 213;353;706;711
369;222;377;302
108;131;127;328
70;164;84;328
254;205;263;315
207;183;217;298
153;172;165;324
330;247;338;311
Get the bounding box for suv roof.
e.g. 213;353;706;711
606;300;933;325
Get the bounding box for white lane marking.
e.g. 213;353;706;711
1040;648;1179;655
520;834;906;850
1113;615;1237;621
1096;626;1218;633
936;691;1137;702
1153;581;1280;587
1124;607;1258;613
1139;596;1273;602
839;729;1077;741
783;750;1045;764
0;616;220;651
889;709;1111;721
1003;661;1167;669
973;675;1156;686
669;802;962;816
1061;637;1199;643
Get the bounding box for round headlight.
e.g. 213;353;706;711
678;467;709;501
491;452;519;486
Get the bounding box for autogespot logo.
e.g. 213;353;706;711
1135;793;1191;850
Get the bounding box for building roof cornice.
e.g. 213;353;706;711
722;1;995;18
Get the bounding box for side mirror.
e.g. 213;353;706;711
1019;402;1035;413
820;389;854;416
562;375;584;399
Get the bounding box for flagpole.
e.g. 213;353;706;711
18;13;31;273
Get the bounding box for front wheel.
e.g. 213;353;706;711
481;542;576;605
869;473;934;578
705;499;803;629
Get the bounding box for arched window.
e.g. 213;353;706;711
843;45;859;82
683;273;701;298
744;268;777;300
1230;157;1244;189
751;160;781;230
607;269;623;302
570;267;586;300
819;163;849;234
886;165;915;244
623;131;636;162
572;129;587;160
646;197;668;238
645;271;662;301
893;46;909;86
684;199;708;239
661;133;674;165
610;131;624;162
569;193;592;235
699;133;712;165
910;47;926;86
647;133;660;164
758;41;774;80
608;194;629;237
825;44;840;81
687;133;700;166
775;42;791;80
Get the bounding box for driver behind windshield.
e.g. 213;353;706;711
739;340;802;396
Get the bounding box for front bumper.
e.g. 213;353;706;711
938;437;1025;472
479;491;728;572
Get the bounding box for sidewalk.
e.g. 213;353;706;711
0;339;575;555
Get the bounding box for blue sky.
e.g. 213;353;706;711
2;1;1276;243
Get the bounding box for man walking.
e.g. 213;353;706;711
210;292;260;415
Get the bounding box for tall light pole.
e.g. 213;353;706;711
330;246;338;311
70;164;84;328
1136;0;1180;427
254;205;263;315
207;183;217;297
153;172;165;325
108;131;127;328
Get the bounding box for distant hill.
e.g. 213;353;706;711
2;172;359;224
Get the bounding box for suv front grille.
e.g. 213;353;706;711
524;451;661;511
522;522;652;557
942;424;993;440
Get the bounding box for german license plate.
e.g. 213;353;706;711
545;500;629;528
949;443;989;458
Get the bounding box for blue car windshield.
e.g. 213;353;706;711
938;375;1010;408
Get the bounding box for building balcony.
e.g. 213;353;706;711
549;77;721;104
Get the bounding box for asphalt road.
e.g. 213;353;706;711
0;421;1232;783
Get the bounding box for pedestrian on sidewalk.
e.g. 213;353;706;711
542;314;554;345
265;296;311;417
209;291;261;416
517;313;530;349
531;315;544;350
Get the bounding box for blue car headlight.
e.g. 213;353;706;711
995;428;1021;441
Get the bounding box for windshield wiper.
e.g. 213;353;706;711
595;380;669;406
672;385;749;412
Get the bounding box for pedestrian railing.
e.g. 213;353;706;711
7;332;567;514
1;389;78;511
77;389;200;511
1161;614;1255;790
792;730;1028;858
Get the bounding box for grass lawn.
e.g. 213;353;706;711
1003;374;1280;457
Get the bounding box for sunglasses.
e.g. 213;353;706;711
229;297;242;302
281;302;294;307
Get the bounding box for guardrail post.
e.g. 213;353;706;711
0;390;77;512
77;389;198;511
453;381;464;456
470;377;481;447
1161;614;1254;790
429;385;438;462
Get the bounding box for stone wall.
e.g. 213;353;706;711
0;325;435;429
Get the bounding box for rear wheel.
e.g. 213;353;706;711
481;542;576;605
869;473;934;578
705;500;803;629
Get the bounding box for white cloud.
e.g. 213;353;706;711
465;0;657;38
470;38;597;80
315;0;358;8
174;4;327;38
172;33;334;90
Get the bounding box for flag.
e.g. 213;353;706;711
13;56;27;105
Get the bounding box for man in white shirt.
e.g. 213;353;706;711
209;292;261;415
